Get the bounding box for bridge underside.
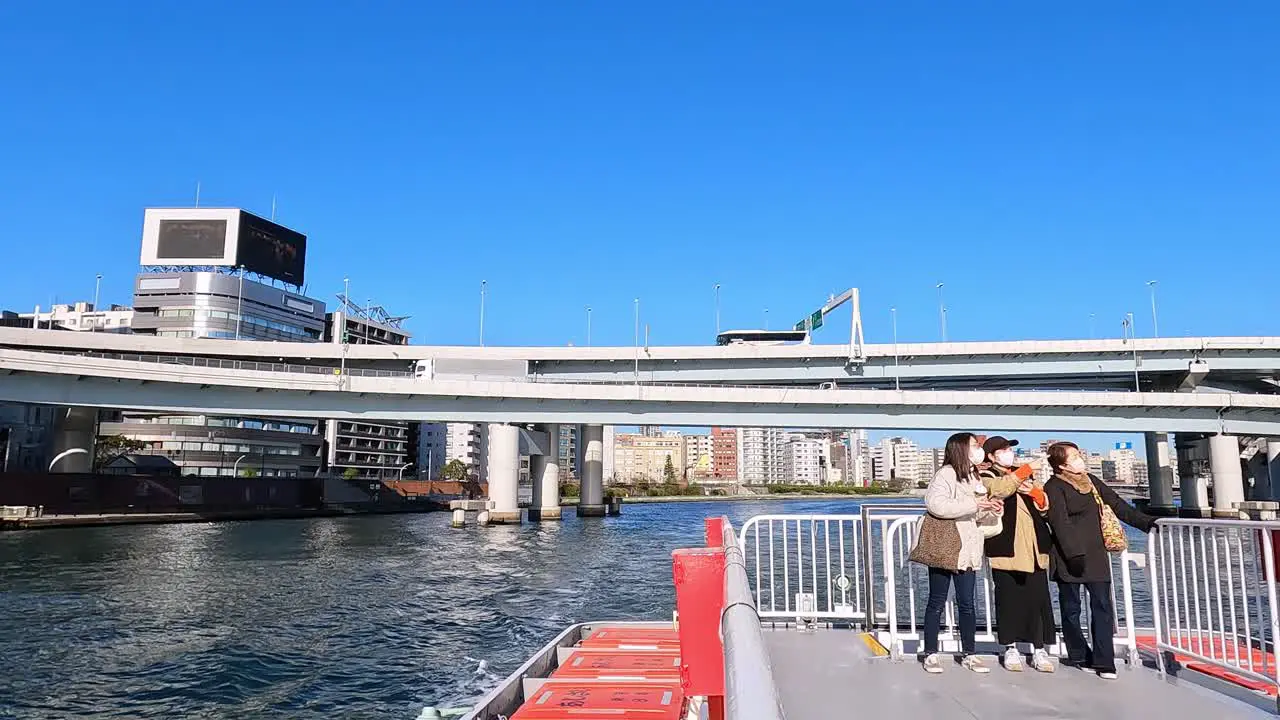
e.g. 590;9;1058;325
3;371;1280;434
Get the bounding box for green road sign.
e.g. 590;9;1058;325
810;310;824;329
794;320;807;331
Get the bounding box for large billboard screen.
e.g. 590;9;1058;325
235;211;307;286
155;219;229;259
140;208;307;286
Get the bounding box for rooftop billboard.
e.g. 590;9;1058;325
140;208;307;286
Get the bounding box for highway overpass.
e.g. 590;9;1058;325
2;327;1280;393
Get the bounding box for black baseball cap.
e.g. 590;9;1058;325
982;436;1020;455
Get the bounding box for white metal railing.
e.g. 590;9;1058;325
738;514;865;622
1148;518;1280;695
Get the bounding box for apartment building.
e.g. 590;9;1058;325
711;427;738;480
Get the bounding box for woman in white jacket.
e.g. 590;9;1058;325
919;432;1004;674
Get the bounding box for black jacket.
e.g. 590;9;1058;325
1043;473;1156;584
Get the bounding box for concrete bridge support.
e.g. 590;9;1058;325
49;406;96;473
578;423;606;517
1175;434;1210;518
485;423;522;523
1144;432;1177;515
529;423;562;521
1208;434;1246;518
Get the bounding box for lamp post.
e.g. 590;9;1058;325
479;280;487;346
764;308;769;331
633;298;640;384
1123;313;1140;391
48;448;88;472
936;282;947;342
714;283;721;336
397;463;412;481
232;454;248;477
586;306;592;347
1090;313;1096;340
891;307;901;392
1147;280;1159;337
93;274;102;311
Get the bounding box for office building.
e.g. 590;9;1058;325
613;432;685;485
322;298;417;481
558;425;579;482
737;427;787;484
870;437;925;487
684;433;713;480
111;209;327;478
419;423;447;479
712;427;738;480
784;434;826;485
1108;442;1139;485
20;302;134;333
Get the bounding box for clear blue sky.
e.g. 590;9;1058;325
2;2;1276;451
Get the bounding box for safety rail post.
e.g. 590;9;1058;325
673;518;728;720
721;519;787;720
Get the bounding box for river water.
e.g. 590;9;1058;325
0;498;1158;719
0;499;861;719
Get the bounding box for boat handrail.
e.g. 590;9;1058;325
721;520;787;720
1148;518;1280;696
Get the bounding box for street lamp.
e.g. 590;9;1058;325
633;298;640;384
48;447;88;472
479;280;487;346
935;282;947;342
1090;313;1096;340
1122;313;1140;391
891;307;901;392
763;308;769;331
586;306;592;347
397;462;413;481
714;284;721;336
232;454;248;477
93;273;102;311
1147;280;1159;337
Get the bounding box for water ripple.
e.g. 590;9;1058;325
0;499;859;719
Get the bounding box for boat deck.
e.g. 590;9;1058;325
763;628;1275;719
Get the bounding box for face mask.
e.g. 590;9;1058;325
995;450;1015;467
969;447;986;465
1066;457;1087;473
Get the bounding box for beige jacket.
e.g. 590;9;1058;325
923;465;985;572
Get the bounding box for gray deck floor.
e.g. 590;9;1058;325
763;628;1274;719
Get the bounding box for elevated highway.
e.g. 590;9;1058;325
2;327;1279;393
2;346;1280;434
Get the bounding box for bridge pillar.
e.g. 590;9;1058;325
485;423;522;524
1209;434;1246;519
49;406;97;473
1144;432;1177;515
578;424;606;517
1266;440;1280;502
529;424;562;521
1175;434;1210;518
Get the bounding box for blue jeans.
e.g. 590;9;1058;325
923;567;977;654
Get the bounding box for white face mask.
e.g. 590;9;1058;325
969;446;986;465
995;449;1015;467
1066;457;1087;473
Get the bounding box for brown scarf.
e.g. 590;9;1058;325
1058;468;1093;494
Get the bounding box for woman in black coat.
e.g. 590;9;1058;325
1043;442;1156;680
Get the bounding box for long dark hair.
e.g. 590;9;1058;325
943;432;976;481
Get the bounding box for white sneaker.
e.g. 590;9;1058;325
922;654;944;674
1097;670;1118;680
1003;646;1024;672
962;655;991;674
1031;649;1055;673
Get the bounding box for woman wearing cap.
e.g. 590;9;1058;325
1043;442;1156;680
912;432;1004;674
979;436;1054;673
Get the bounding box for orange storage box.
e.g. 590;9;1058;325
551;650;681;680
512;681;683;720
578;627;680;651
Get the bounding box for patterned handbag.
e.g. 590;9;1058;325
909;513;962;571
1089;483;1128;553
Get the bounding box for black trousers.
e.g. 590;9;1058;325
1057;580;1116;673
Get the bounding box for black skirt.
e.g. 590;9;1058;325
991;567;1056;647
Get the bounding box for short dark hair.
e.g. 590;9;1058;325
1047;441;1081;471
943;432;977;480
